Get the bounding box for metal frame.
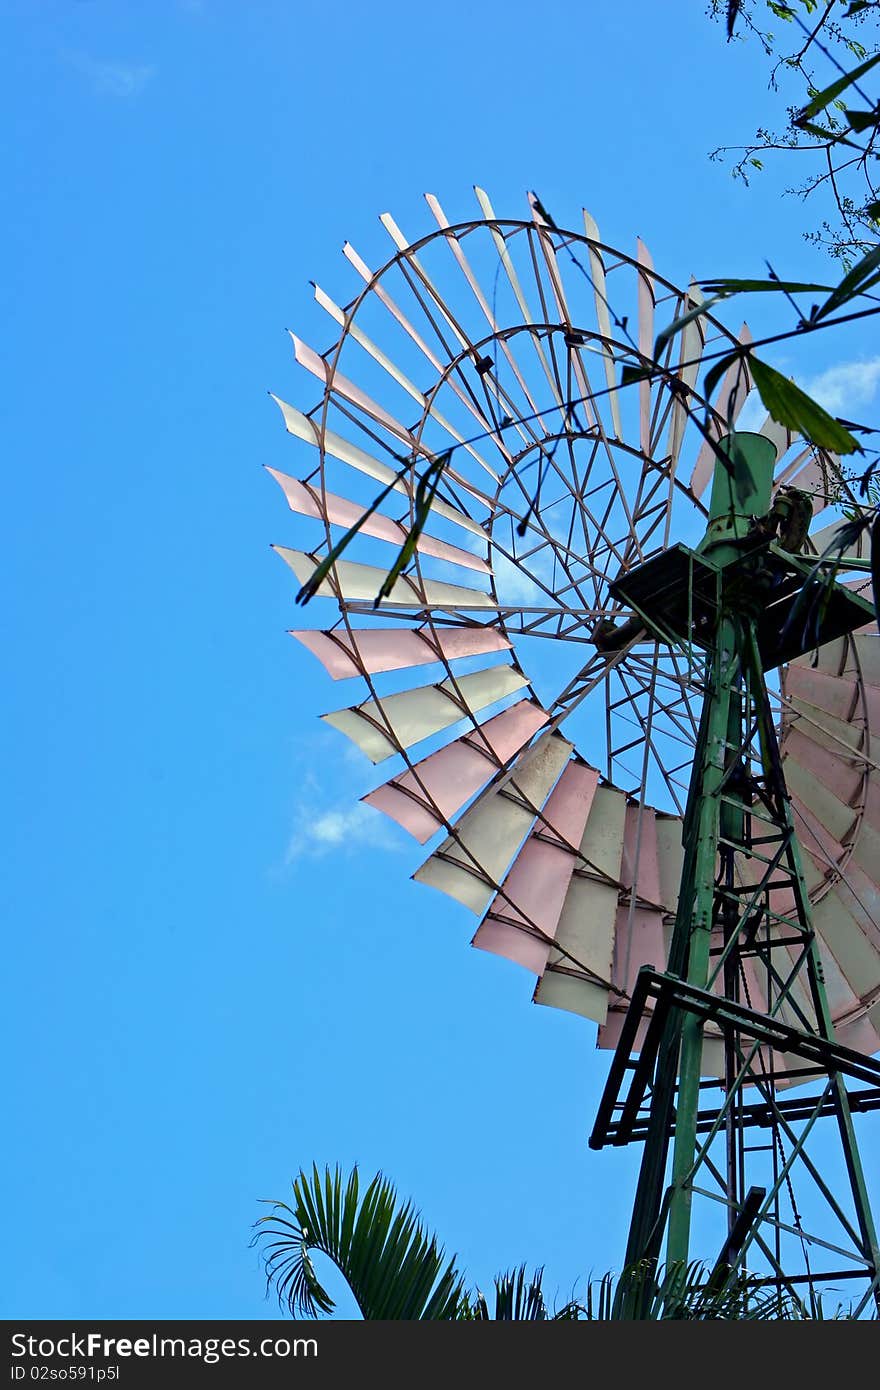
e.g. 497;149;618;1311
597;434;880;1316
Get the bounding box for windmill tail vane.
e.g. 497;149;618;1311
270;189;880;1315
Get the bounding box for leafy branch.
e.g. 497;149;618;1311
711;1;880;263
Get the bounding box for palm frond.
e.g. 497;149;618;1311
252;1164;466;1320
601;1260;802;1320
466;1264;581;1320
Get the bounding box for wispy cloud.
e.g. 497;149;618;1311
64;51;156;98
730;357;880;435
285;800;401;862
491;550;541;604
802;357;880;416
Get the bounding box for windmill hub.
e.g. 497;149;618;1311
605;435;873;671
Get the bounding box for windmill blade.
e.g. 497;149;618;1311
665;281;705;470
597;803;672;1052
379;202;544;463
290;333;428;450
322;665;530;764
473;185;574;431
290;625;510;680
756;411;794;461
424;192;553;439
413;731;573;913
270;394;490;540
532;783;629;1023
809;516;873;564
784;723;878;830
774;449;840;514
582;209;623;439
802;853;880;1049
783;693;868;762
474;761;601;972
689;323;753;499
807;632;880;685
313;278;523;490
636;237;655;457
273;547;496;609
773;446;814;491
343;237;521;484
527;192;597;430
365;700;550;843
267;468;490;573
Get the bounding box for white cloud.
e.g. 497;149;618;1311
802;357;880;416
285;800;401;862
730;358;880;436
491;550;541;604
65;52;156;98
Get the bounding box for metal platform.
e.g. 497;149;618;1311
590;966;880;1150
609;541;874;670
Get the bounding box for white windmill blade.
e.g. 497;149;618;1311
413;731;574;914
809;631;880;685
581;209;623;439
342;239;442;367
343;233;508;483
378;200;541;459
689;323;753;499
596;803;672;1053
322;665;530;764
473;185;574;431
273;547;497;609
532;783;629;1023
270;394;490;540
783;724;873;825
379;209;472;351
803;857;880;1052
474;761;601;974
527;192;598;431
290;625;511;681
775;450;841;516
424;192;550;434
312;279;522;487
364;699;550;843
789;794;880;1028
636;237;655;457
756;411;795;461
266;468;490;574
809;516;872;562
664;281;706;470
783;691;871;760
773;445;814;490
290;332;429;451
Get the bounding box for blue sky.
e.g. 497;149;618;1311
3;0;879;1319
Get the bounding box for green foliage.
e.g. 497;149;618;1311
748;355;862;452
795;50;880;123
464;1265;581;1321
253;1164;868;1321
253;1164;466;1319
710;1;880;263
374;451;450;605
294;450;451;608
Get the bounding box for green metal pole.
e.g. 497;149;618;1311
666;434;779;1265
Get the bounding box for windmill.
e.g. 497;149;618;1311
269;190;880;1314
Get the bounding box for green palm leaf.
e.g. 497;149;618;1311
253;1165;466;1320
467;1264;582;1320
